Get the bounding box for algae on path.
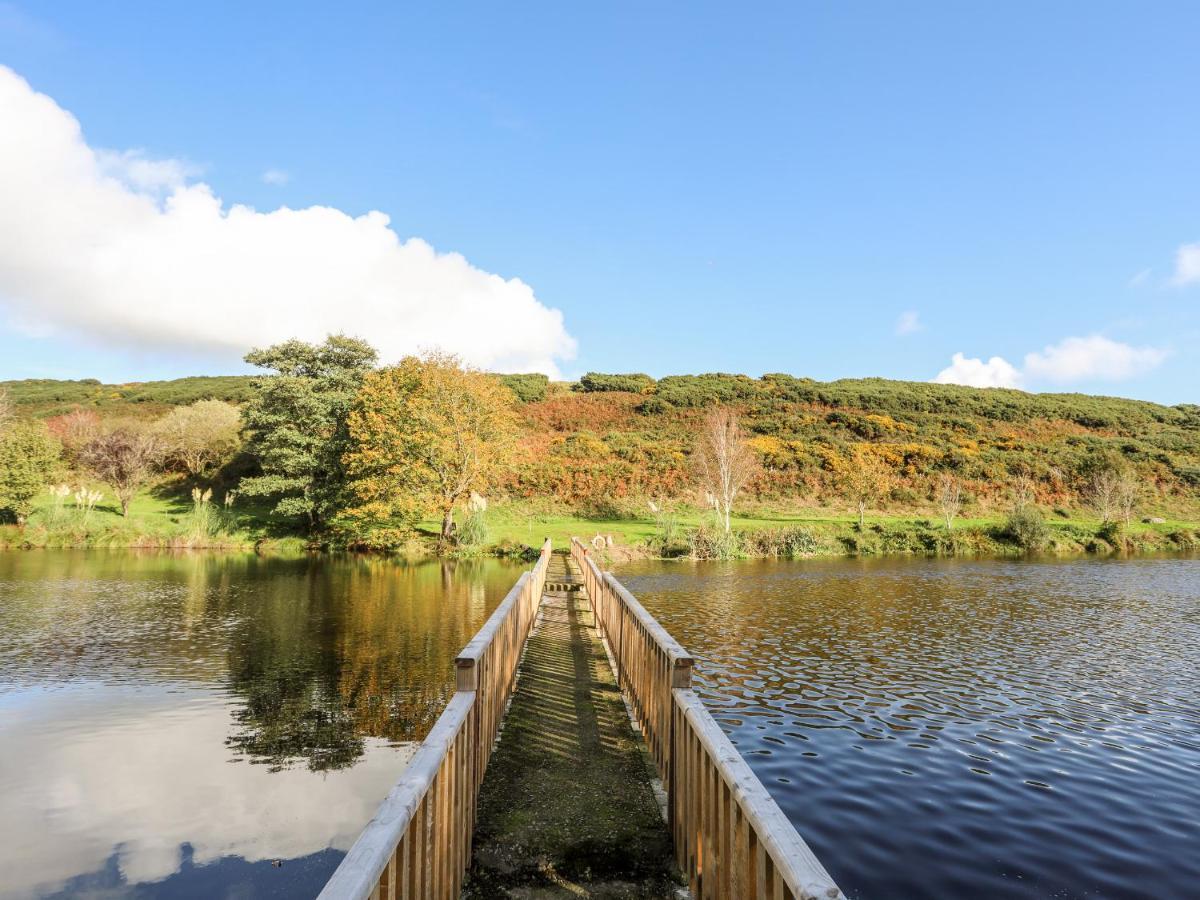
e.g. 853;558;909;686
463;560;680;899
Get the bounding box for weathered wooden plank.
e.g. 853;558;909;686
317;691;476;899
673;689;844;900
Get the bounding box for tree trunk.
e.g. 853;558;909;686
858;502;865;529
121;496;130;517
723;506;731;534
441;506;454;541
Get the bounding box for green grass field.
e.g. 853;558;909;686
5;480;1196;557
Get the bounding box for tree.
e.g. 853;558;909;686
1086;467;1121;522
0;388;11;432
239;335;378;530
0;420;61;524
1114;469;1142;526
345;352;519;542
154;399;242;477
79;428;160;516
838;447;893;528
937;473;962;530
1010;473;1037;512
694;408;758;534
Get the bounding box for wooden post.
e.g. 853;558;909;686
455;657;478;692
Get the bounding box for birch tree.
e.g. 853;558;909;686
937;473;962;530
695;408;758;534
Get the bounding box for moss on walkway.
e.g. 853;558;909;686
462;556;679;899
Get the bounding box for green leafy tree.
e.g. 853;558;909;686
0;420;62;524
345;351;518;542
239;335;378;530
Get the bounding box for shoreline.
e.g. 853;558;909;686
4;516;1196;561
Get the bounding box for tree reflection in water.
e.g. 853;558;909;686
221;554;504;771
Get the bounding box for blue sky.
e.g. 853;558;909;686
0;1;1197;402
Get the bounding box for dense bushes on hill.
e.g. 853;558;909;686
6;370;1199;519
575;372;656;394
499;373;549;403
2;376;256;417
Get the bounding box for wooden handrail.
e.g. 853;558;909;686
569;537;844;900
320;538;553;900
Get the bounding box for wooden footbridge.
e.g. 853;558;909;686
319;540;845;900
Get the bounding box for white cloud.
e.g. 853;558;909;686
0;66;576;375
932;334;1168;390
1023;334;1168;382
932;352;1022;389
1127;267;1151;288
0;684;416;896
1172;240;1200;286
894;309;921;336
262;167;289;186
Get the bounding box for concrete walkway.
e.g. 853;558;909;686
461;555;679;899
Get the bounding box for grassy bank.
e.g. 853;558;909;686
425;504;1200;560
0;485;306;552
5;486;1197;559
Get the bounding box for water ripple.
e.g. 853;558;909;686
618;555;1200;899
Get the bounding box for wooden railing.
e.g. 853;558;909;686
570;538;845;900
319;539;553;900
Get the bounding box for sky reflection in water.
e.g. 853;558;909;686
0;551;524;899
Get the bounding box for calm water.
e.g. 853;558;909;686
0;551;524;900
616;556;1200;900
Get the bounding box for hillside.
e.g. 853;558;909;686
6;371;1198;521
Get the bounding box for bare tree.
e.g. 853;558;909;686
1114;469;1142;526
695;408;758;534
79;428;160;516
838;447;893;528
937;473;962;530
1011;474;1037;512
1086;468;1121;523
0;388;11;432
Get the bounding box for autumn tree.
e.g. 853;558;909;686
345;352;519;542
79;427;160;517
937;472;962;530
239;335;378;530
154;399;242;477
838;446;893;528
694;408;758;534
0;420;61;524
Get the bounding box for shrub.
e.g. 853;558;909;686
743;525;824;558
456;509;489;550
500;373;549;403
0;420;61;524
688;523;744;560
574;372;656;394
1096;520;1127;550
1002;505;1050;551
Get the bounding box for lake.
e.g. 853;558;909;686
615;555;1200;899
0;551;524;900
3;552;1197;899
